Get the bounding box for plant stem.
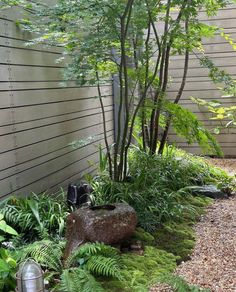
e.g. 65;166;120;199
96;70;113;179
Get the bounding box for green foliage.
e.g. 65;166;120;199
192;97;236;133
0;192;69;243
18;240;65;271
191;51;236;134
86;256;121;278
58;268;105;292
16;240;122;291
92;146;231;231
65;242;122;279
0;213;18;243
0;215;18;291
1;0;231;179
150;196;211;260
154;222;196;261
164;101;222;156
102;246;178;291
132;227;155;245
0;248;17;291
157;274;211;292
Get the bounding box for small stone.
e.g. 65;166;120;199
190;185;228;199
130;244;142;251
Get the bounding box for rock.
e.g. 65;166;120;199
190;185;228;199
64;203;137;259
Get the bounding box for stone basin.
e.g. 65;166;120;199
64;203;137;259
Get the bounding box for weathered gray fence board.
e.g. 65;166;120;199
165;5;236;156
0;129;114;182
0;101;112;130
0;8;114;198
0;122;114;176
0;86;112;108
0;110;113;153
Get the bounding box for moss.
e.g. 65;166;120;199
101;246;178;292
154;222;196;261
132;227;155;245
181;195;213;221
187;195;213;209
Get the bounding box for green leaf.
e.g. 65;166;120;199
0;236;5;242
0;259;10;274
0;220;18;236
213;128;220;135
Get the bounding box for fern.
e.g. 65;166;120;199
78;242;118;257
158;274;211;292
18;240;65;271
65;242;122;280
58;268;105;292
86;255;121;278
65;242;121;268
1;204;34;231
59;269;77;292
0;193;69;242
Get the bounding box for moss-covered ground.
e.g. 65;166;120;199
101;195;213;291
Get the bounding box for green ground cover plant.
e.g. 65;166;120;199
0;147;234;291
91;145;231;231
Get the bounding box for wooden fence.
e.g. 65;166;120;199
1;4;236;198
166;4;236;156
0;8;114;198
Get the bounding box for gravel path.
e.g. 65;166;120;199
176;196;236;291
207;158;236;176
151;160;236;292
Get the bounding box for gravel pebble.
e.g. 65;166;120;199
176;196;236;292
151;160;236;292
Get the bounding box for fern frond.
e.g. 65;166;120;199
65;242;122;269
78;242;120;258
157;274;210;292
60;269;78;292
59;268;105;292
86;255;122;279
78;242;104;256
19;240;65;271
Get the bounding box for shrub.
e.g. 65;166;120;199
92;146;229;231
0;191;69;243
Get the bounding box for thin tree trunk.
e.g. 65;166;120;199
151;44;171;154
158;18;190;155
96;71;113;178
117;0;134;180
149;0;171;153
149;0;189;154
113;0;135;181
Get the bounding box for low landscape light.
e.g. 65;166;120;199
16;259;44;292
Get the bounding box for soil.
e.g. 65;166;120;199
150;159;236;292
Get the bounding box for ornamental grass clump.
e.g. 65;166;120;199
92;146;232;231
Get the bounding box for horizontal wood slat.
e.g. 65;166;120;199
0;8;114;198
165;5;236;156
